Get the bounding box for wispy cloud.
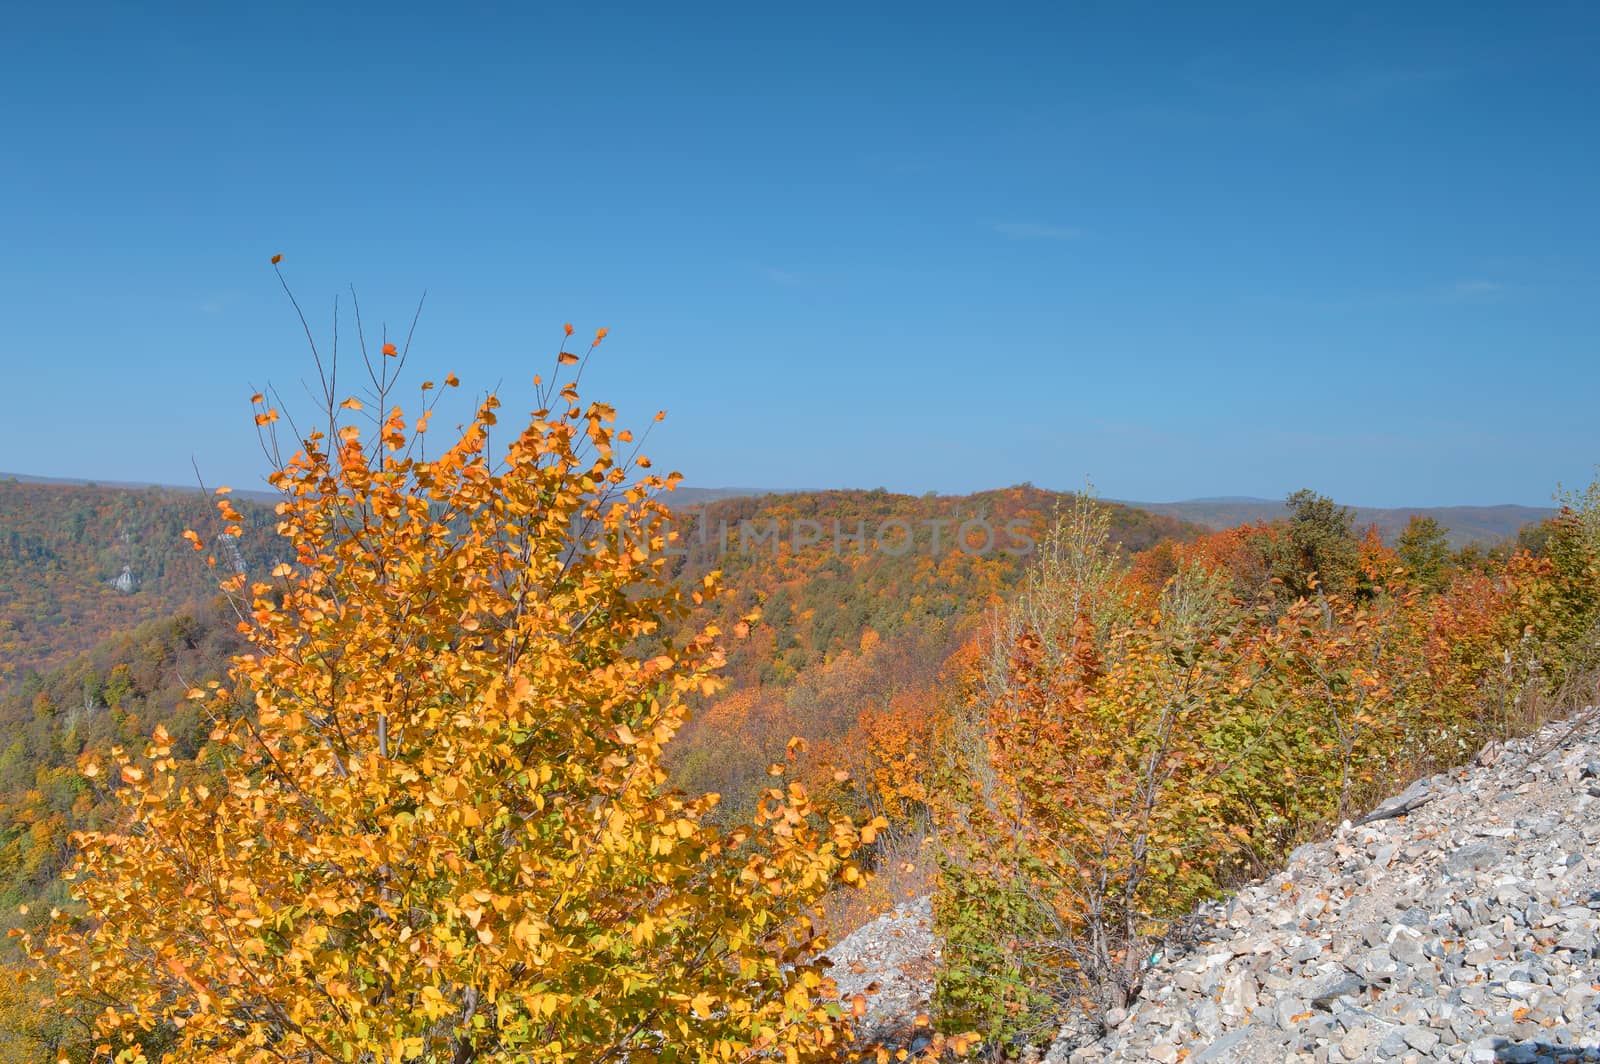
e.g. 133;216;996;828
993;222;1082;242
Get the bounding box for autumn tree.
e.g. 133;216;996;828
21;278;879;1064
1396;515;1451;592
1273;489;1360;600
0;967;67;1064
931;496;1276;1046
928;487;1600;1051
1502;488;1600;702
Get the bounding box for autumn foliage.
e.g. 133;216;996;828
8;266;1597;1064
0;481;274;686
21;307;879;1064
932;489;1600;1048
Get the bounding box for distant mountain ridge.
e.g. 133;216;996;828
1;471;278;503
1;471;1553;561
1;472;769;508
1117;497;1552;547
674;489;1553;546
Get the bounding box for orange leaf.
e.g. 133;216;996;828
558;352;579;365
271;253;283;264
382;343;398;357
564;323;574;336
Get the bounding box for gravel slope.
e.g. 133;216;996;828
1059;713;1600;1063
824;896;941;1048
826;713;1600;1062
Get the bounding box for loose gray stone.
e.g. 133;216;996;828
1018;714;1600;1063
1401;1025;1440;1053
1446;842;1505;874
1190;1030;1246;1063
1309;972;1366;1009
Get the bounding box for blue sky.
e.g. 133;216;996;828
1;2;1596;507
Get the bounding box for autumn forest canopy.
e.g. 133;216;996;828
8;0;1600;1056
0;258;1595;1064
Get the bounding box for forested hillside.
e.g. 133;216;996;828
670;487;1196;687
0;481;276;686
0;482;1195;939
663;487;1198;817
0;600;243;943
0;467;1586;1063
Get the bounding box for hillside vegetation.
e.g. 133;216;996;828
0;484;1192;944
0;324;1591;1064
0;481;275;686
925;487;1600;1049
0;600;243;932
663;488;1197;817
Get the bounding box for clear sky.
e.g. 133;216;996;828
2;2;1596;507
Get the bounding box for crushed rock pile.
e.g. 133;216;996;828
1057;714;1600;1063
824;715;1600;1062
824;896;941;1048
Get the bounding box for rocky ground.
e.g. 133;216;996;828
824;895;941;1048
827;712;1600;1063
1061;714;1600;1063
